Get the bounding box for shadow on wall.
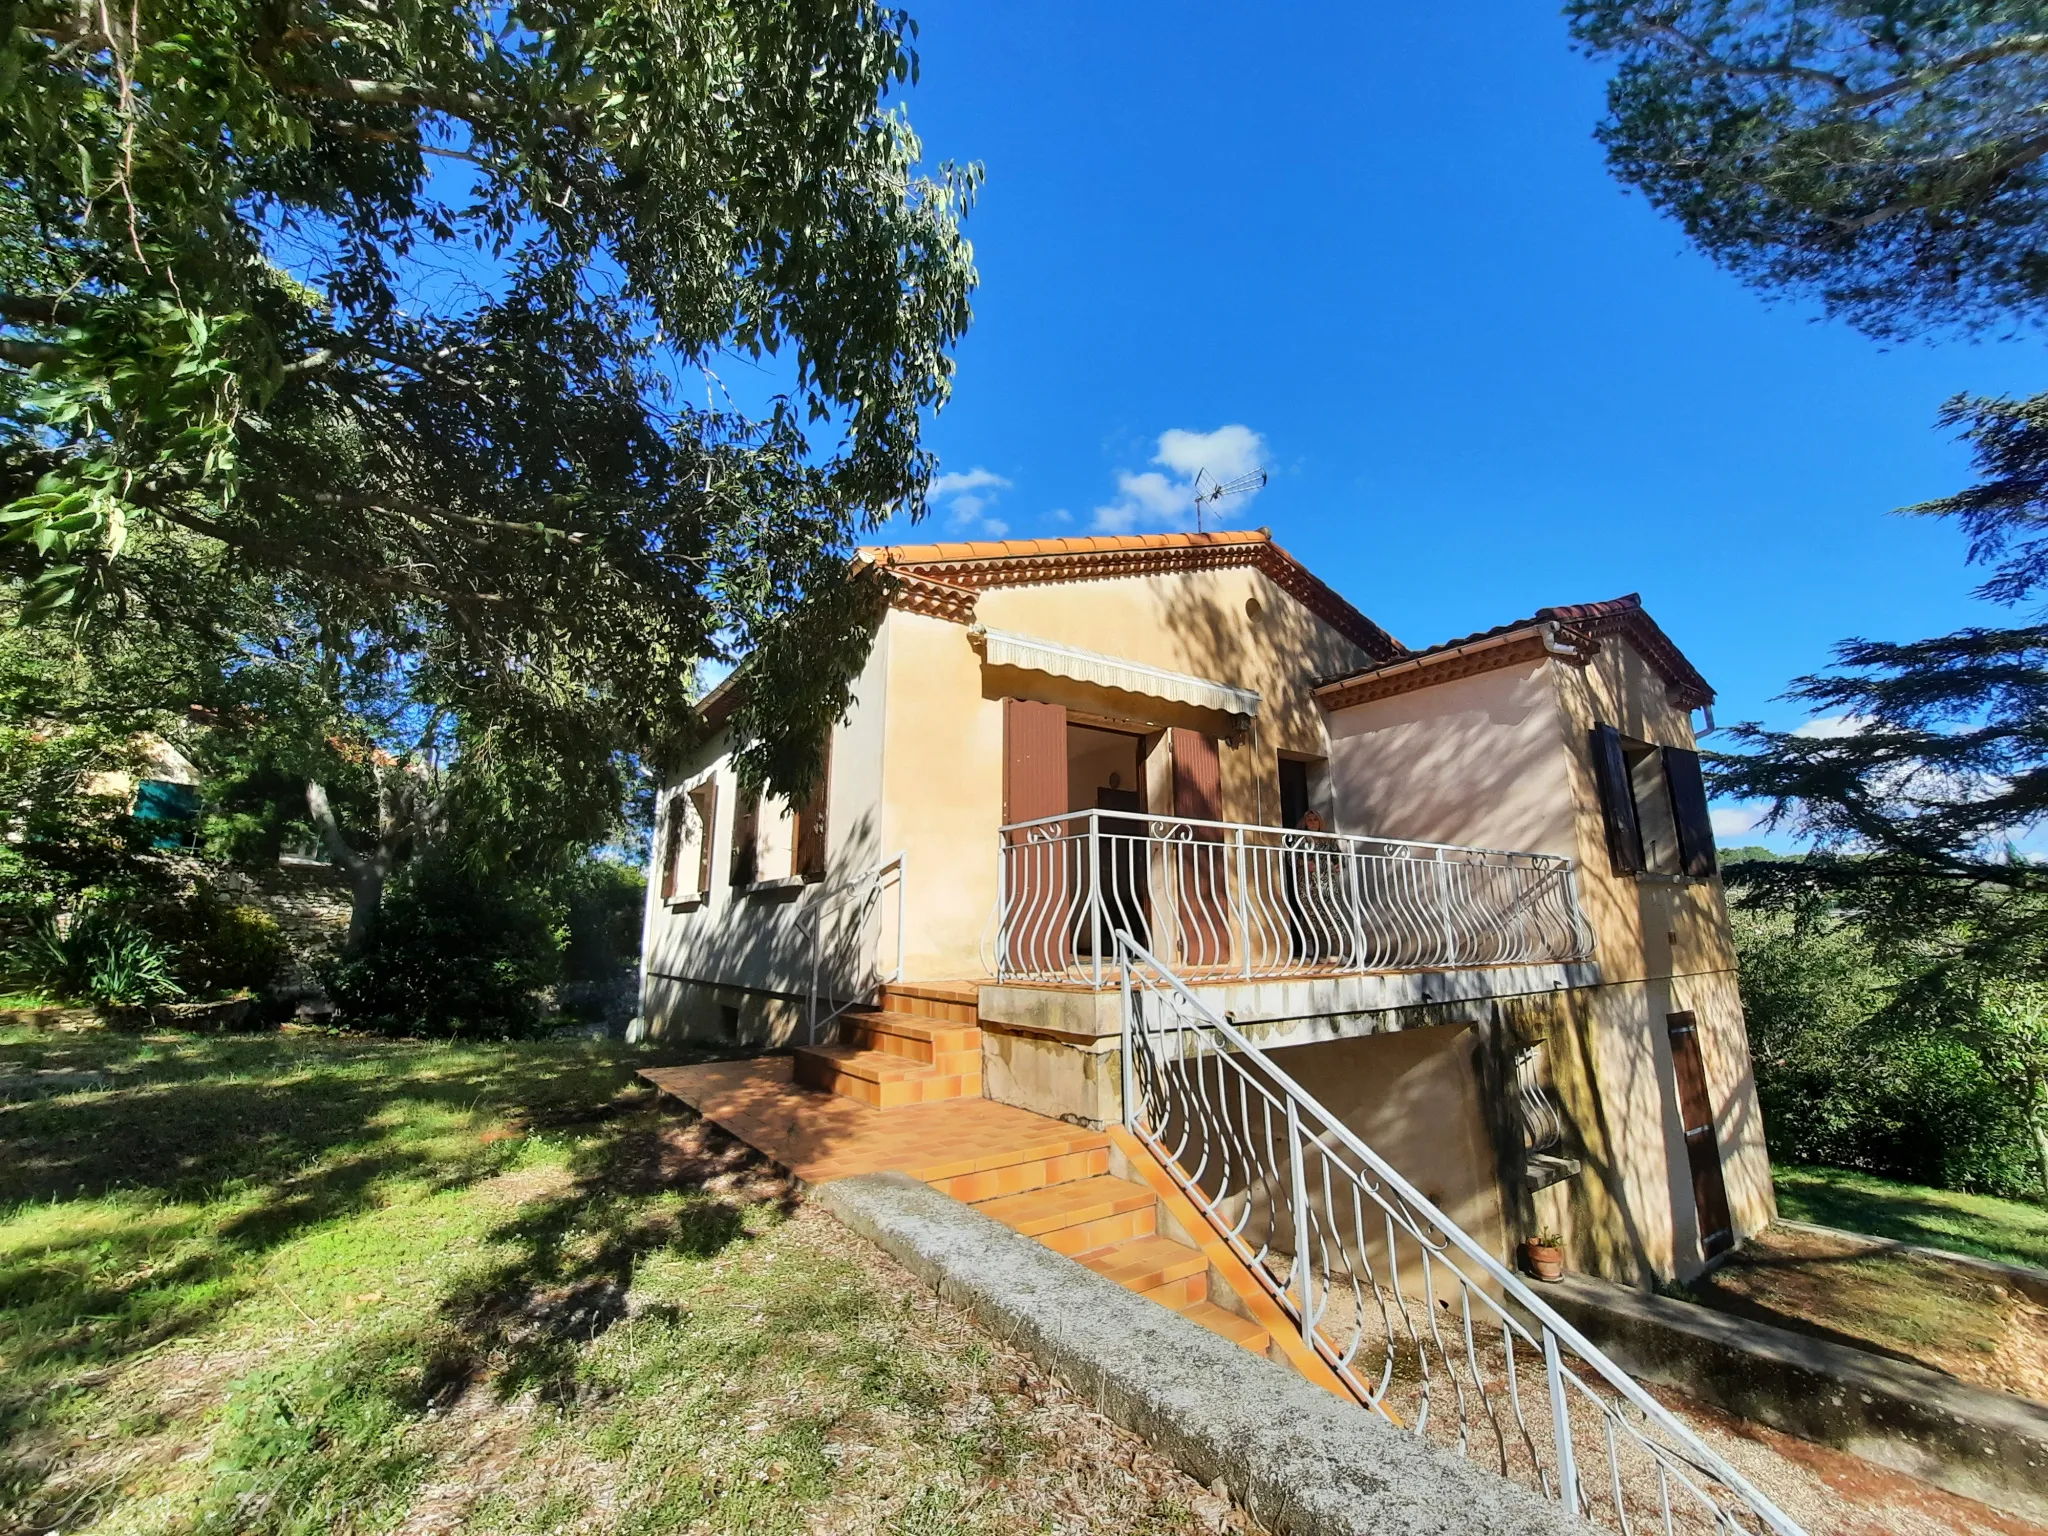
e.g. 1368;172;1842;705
641;808;887;1047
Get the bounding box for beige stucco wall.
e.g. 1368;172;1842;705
873;565;1375;979
1316;634;1773;1283
639;623;892;1043
1322;658;1578;857
1541;641;1771;1281
641;561;1375;1003
1263;1024;1509;1269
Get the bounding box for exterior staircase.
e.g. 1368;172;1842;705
927;1128;1274;1355
784;982;1294;1363
791;982;983;1107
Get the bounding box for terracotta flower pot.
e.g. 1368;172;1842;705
1522;1240;1565;1283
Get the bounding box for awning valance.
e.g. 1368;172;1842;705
968;624;1261;718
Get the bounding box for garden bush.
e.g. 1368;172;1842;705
1735;906;2042;1201
323;857;562;1037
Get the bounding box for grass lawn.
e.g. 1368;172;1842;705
0;1022;1236;1536
1772;1164;2048;1271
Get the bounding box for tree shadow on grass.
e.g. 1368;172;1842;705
0;1032;741;1449
1;1030;786;1535
181;1103;803;1536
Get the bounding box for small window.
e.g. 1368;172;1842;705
1590;725;1717;879
730;788;760;888
688;781;718;896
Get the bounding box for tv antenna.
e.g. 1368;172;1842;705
1191;466;1268;533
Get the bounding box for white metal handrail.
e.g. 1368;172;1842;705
800;850;907;1045
1115;930;1802;1536
992;809;1594;987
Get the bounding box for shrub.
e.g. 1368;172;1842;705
551;857;646;983
152;889;287;997
20;904;186;1008
1735;907;2042;1200
323;859;562;1038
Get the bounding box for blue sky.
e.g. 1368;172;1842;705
842;1;2046;845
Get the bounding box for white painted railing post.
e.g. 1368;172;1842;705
1345;842;1369;975
1119;935;1138;1132
1286;1096;1314;1334
1088;811;1103;991
1544;1327;1580;1518
1233;826;1252;978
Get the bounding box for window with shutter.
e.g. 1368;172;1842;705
1662;747;1718;879
1590;724;1645;876
729;787;759;888
658;797;684;902
688;781;718;897
792;740;831;879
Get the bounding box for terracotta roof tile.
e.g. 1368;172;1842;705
857;528;1402;661
858;530;1273;566
1315;594;1714;711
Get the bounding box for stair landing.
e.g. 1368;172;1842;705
639;1056;1096;1185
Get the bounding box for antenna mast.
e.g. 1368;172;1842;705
1190;466;1270;533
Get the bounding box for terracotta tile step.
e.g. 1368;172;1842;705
908;1131;1111;1185
789;1045;980;1109
929;1145;1110;1203
1177;1300;1270;1352
1074;1234;1208;1293
877;982;980;1024
839;1010;981;1067
973;1174;1153;1239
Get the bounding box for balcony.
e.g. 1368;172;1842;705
989;810;1594;988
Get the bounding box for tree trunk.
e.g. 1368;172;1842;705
307;780;386;958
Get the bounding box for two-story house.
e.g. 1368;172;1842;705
639;529;1768;1298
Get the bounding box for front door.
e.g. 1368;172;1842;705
1666;1012;1734;1258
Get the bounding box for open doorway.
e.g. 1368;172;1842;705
1067;724;1143;813
1067;724;1148;955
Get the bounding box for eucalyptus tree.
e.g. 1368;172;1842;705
0;0;977;806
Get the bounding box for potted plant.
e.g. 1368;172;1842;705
1521;1231;1566;1283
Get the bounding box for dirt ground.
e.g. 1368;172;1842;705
1679;1225;2048;1404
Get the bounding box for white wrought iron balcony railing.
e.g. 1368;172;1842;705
989;809;1595;988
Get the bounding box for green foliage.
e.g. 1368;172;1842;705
1733;903;2045;1199
323;857;563;1037
1569;2;2048;339
152;890;285;998
19;904;185;1008
551;857;647;983
0;0;978;800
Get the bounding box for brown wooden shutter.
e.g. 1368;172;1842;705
659;797;684;901
729;787;759;888
692;782;717;896
1170;729;1223;822
793;739;831;879
1003;698;1067;826
1170;730;1231;966
1002;698;1070;970
1662;746;1718;879
1667;1012;1734;1257
1590;724;1644;876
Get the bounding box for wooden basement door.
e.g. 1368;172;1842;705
1666;1011;1734;1258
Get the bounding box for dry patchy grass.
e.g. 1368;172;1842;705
0;1025;1244;1536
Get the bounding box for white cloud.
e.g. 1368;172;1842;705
930;466;1012;537
1710;806;1761;839
931;467;1010;499
1153;424;1265;483
1792;714;1873;739
1091;425;1268;533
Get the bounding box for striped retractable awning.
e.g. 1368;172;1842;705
968;625;1261;717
